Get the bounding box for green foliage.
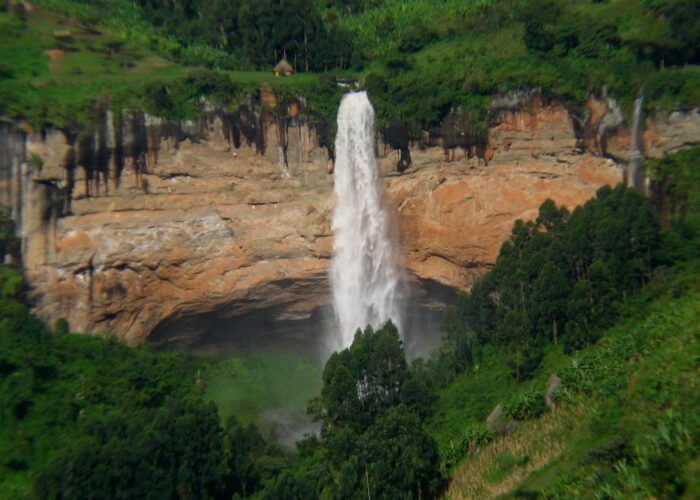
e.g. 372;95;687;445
0;286;211;497
0;267;23;300
433;186;646;380
300;322;444;498
142;69;243;119
36;399;226;499
223;416;287;498
517;289;700;497
647;146;700;259
0;212;20;267
52;317;68;335
448;185;661;380
4;0;699;139
438;150;700;495
432;153;699;488
0;278;310;499
443;424;493;469
504;390;546;421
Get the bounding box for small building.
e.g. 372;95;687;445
274;59;294;77
336;79;359;89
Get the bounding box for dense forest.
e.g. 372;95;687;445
2;147;698;498
1;0;699;133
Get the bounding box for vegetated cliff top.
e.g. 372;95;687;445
0;2;334;131
1;0;699;134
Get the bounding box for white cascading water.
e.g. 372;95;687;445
330;91;404;349
629;94;645;193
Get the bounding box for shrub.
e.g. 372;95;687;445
443;423;493;468
54;318;69;335
504;391;546;421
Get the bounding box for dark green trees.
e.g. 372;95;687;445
37;400;226;499
297;322;443;499
135;0;352;71
446;184;661;379
531;263;569;345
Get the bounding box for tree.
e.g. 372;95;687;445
359;406;443;499
531;262;570;344
201;0;242;50
400;363;438;421
36;399;226;499
306;321;443;498
224;417;266;497
587;259;618;329
497;309;541;381
536;198;569;232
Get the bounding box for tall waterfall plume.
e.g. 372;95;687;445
330;91;404;349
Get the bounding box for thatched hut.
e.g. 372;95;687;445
274;59;294;77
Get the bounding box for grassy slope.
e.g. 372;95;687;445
0;7;183;128
437;261;699;498
0;5;323;129
434;147;700;497
203;352;322;430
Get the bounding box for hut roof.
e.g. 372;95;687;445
275;59;294;73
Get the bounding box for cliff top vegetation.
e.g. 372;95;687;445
1;0;699;135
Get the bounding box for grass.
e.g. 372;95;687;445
447;406;579;498
0;7;182;127
427;343;567;455
0;6;341;129
203;351;322;432
441;275;700;498
484;452;531;484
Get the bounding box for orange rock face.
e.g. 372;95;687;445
6;96;696;350
387;155;620;290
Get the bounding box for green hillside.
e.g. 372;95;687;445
430;147;700;497
0;2;335;129
437;264;699;498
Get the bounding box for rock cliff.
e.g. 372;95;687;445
1;92;697;353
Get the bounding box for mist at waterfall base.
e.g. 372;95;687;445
329;91;406;350
150;91;452;359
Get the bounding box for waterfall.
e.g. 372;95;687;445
629;94;645;193
330;92;404;349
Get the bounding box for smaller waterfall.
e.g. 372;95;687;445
330;92;404;349
629;94;645;193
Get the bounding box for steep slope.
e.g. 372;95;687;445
443;279;699;498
